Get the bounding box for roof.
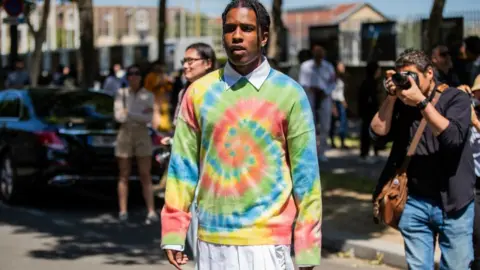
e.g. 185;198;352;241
285;2;388;25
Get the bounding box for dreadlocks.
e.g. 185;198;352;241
222;0;271;51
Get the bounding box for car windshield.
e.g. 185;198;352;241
31;88;113;122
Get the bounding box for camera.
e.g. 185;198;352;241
391;72;419;90
384;71;420;95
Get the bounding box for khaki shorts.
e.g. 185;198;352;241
115;125;152;158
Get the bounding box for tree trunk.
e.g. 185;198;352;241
77;0;95;88
267;0;284;61
157;0;166;63
26;0;52;87
29;36;44;87
427;0;446;52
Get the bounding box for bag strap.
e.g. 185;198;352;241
399;84;447;170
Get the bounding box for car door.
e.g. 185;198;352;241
0;92;8;154
2;92;37;174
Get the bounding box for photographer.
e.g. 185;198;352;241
371;49;475;269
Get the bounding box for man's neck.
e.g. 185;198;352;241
425;81;436;97
230;56;263;76
314;59;322;67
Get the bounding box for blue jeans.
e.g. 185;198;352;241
399;195;474;270
331;100;348;140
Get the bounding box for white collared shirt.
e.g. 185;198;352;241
223;57;271;90
299;59;336;95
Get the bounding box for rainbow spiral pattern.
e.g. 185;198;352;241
161;67;322;265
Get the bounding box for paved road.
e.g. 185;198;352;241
0;184;397;270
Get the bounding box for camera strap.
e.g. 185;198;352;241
400;84;448;171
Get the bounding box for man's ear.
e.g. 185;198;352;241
261;31;269;47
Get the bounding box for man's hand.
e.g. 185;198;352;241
396;76;425;107
384;70;401;96
165;249;188;270
161;136;172;145
458;84;472;96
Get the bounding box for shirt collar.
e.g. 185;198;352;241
223;57;271;90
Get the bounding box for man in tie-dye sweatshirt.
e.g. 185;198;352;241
161;1;322;269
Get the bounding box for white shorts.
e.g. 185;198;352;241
197;240;295;270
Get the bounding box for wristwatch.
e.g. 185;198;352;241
417;98;429;110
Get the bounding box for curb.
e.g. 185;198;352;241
322;229;407;269
322;229;441;269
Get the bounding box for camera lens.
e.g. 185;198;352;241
391;73;411;90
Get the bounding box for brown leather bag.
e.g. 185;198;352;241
373;84;447;229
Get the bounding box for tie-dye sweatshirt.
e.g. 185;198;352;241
161;60;322;265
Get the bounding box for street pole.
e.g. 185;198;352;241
195;0;200;37
8;23;17;68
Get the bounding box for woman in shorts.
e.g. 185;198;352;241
114;64;157;224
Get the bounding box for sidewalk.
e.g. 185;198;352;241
321;147;440;269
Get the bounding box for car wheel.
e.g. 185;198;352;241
0;154;24;204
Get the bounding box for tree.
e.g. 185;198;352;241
157;0;166;63
426;0;446;52
25;0;52;87
267;0;285;62
76;0;95;87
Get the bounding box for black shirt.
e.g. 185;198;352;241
371;85;475;213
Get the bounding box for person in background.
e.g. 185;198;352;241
62;65;77;89
103;63;126;95
299;43;337;162
160;42;217;262
431;44;460;87
113;64;158;225
5;59;30;89
288;49;312;82
144;61;173;132
52;65;65;86
358;61;381;164
465;36;480;86
161;1;321;269
170;69;186;119
330;61;349;149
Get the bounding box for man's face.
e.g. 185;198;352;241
432;46;452;71
223;7;267;67
398;65;434;94
312;45;325;62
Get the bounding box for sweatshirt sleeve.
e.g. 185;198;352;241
161;86;200;247
286;89;322;266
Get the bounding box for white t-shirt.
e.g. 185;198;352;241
331;78;345;102
298;59;336;95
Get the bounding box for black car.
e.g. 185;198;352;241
0;87;169;204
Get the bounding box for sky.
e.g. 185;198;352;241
92;0;480;19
